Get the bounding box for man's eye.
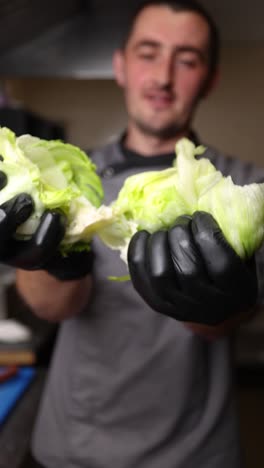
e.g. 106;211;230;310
176;57;198;68
138;53;155;60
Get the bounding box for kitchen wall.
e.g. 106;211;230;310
3;42;264;468
5;42;264;166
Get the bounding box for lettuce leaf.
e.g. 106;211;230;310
1;127;263;262
0;127;109;250
98;138;264;261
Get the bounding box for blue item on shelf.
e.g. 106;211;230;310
0;366;36;425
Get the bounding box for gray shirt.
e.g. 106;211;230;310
32;139;264;468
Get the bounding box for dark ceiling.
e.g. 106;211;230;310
0;0;136;77
0;0;263;78
0;0;84;53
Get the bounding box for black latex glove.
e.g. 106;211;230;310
127;211;258;325
0;172;94;280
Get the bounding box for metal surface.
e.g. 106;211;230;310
0;0;84;54
0;0;134;78
0;0;263;78
0;11;126;78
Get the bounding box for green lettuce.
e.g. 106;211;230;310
1;126;263;262
0;127;111;250
98;138;264;261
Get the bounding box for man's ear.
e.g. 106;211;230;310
113;49;126;87
200;68;220;99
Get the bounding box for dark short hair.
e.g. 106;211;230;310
122;0;220;76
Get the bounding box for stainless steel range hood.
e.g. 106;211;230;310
0;0;263;79
0;0;135;78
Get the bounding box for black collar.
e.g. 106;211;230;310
100;130;201;178
119;130;200;168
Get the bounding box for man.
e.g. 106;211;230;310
0;1;263;467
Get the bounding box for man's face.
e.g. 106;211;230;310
114;6;215;139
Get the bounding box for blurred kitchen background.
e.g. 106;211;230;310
0;1;263;467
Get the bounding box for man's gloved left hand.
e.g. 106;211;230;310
0;196;94;281
127;211;258;325
0;171;94;281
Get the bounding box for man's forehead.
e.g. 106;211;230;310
128;6;210;50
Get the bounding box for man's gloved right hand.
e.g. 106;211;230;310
0;171;94;280
127;211;258;326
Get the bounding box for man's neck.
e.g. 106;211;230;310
124;126;189;156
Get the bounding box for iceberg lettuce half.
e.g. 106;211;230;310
0;127;111;250
98;138;264;261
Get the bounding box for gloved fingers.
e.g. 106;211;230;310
128;230;203;322
0;170;7;190
32;211;66;250
7;210;66;269
191;211;258;306
146;222;240;324
45;248;95;280
147;229;180;290
0;194;34;254
164;217;236;310
0;193;34;225
128;215;258;324
167;215;208;286
128;230;173;313
128;230;153;301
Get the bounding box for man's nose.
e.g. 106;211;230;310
155;56;174;87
